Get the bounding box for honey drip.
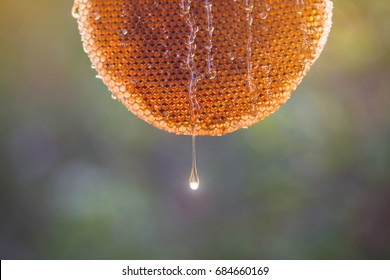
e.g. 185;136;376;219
259;3;271;104
189;133;200;190
180;0;201;189
204;0;216;79
243;0;256;113
180;0;200;129
259;2;270;20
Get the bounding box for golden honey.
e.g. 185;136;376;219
73;0;332;136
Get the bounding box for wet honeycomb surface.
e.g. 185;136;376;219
73;0;333;136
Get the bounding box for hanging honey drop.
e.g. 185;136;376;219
189;134;200;190
72;0;333;188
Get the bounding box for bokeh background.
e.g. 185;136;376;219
1;0;389;259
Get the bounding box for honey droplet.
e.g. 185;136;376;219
189;134;200;190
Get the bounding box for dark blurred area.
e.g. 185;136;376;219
1;0;389;259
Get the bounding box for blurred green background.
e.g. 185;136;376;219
1;0;389;259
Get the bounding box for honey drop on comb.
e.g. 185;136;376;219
73;0;332;136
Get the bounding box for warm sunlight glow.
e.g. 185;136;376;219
190;182;199;191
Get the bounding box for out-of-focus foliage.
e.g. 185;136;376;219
0;0;389;259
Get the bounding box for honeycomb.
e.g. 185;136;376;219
73;0;333;136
